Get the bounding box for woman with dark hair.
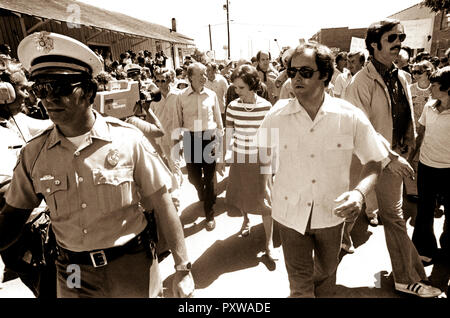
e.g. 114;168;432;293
409;66;450;267
224;64;276;262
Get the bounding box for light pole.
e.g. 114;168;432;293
209;24;213;51
223;0;230;59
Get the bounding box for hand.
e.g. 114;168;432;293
386;156;415;179
333;190;364;221
172;271;195;298
216;162;226;177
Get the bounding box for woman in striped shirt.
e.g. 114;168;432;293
225;65;276;261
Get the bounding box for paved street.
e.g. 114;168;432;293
0;165;448;298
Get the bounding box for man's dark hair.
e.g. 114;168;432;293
175;67;183;76
430;66;450;93
230;64;261;91
137;56;145;65
256;50;271;62
285;41;335;87
365;19;401;56
415;51;431;63
335;52;348;64
0;43;11;55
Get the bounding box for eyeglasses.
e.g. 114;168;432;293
286;67;319;79
412;70;424;75
387;33;406;43
31;81;83;99
155;79;166;83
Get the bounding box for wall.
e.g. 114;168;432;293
0;9;191;67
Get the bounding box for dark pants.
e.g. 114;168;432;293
183;131;218;219
412;162;450;260
56;248;161;298
278;220;344;298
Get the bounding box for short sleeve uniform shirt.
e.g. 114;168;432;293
6;111;171;252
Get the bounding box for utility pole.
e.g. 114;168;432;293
209;24;212;51
224;0;230;59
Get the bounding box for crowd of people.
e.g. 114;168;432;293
0;16;449;299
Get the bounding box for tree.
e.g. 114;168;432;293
421;0;450;12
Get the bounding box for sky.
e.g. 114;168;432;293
77;0;424;60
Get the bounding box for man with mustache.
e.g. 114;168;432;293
346;19;442;297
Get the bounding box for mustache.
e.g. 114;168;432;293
391;45;401;51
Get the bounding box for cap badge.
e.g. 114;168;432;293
106;149;120;167
34;31;54;53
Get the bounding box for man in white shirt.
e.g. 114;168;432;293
334;51;365;99
257;42;387;297
205;62;228;124
174;63;224;231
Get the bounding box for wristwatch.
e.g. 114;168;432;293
175;262;192;272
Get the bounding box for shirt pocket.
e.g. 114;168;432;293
325;135;354;167
36;174;69;217
92;166;134;214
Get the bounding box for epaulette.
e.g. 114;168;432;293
26;124;54;145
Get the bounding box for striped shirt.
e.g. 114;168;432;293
226;95;272;155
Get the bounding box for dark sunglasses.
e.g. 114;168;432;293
287;67;319;79
31;81;83;99
155;79;166;83
412;69;424;75
387;33;406;43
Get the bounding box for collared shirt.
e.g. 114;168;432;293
149;88;180;147
333;69;352;99
205;74;229;114
5;110;170;252
371;57;411;149
418;100;450;168
345;60;416;151
174;86;223;132
257;95;387;234
279;79;295;99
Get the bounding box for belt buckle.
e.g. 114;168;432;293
90;250;108;268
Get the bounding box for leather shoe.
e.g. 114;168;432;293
341;243;355;254
366;213;380;227
205;218;216;231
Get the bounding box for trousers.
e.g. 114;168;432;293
412;162;449;260
278;221;343;298
183;131;218;218
56;247;162;298
375;168;427;284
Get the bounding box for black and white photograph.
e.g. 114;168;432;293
0;0;449;304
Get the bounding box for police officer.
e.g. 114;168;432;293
0;32;194;298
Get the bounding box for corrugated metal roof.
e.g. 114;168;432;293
0;0;195;45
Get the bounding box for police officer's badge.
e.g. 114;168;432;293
106;149;120;167
34;31;54;54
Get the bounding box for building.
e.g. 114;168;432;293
0;0;196;69
309;27;367;53
309;3;449;58
388;3;449;57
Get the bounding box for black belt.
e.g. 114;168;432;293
57;231;149;268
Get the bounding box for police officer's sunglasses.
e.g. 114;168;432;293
387;33;406;43
31;81;84;99
286;66;319;79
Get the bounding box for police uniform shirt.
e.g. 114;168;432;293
5;110;171;252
